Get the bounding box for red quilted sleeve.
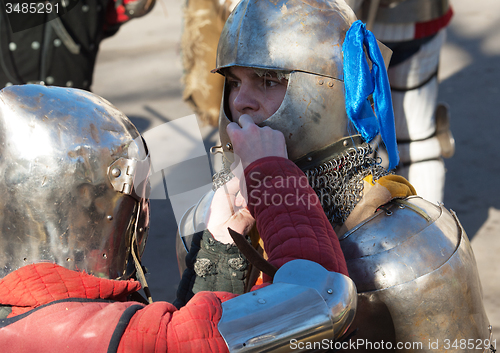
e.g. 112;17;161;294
118;291;237;353
244;156;348;280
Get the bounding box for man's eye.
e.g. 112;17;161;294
228;80;240;89
265;79;280;87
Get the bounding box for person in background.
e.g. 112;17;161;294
0;0;155;91
347;0;455;203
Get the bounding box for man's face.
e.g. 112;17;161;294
226;66;288;124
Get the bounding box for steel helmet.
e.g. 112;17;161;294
215;0;394;167
0;84;150;280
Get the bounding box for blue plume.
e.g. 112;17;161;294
343;20;399;170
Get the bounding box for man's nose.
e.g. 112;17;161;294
232;84;260;113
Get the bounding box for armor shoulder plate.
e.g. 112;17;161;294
339;196;491;350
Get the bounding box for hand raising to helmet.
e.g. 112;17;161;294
227;114;288;169
207;115;288;244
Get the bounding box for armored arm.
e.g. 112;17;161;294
218;259;357;352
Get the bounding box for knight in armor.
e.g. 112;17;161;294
176;0;493;351
0;0;155;90
0;84;355;352
181;0;454;203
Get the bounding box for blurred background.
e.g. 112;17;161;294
91;0;500;328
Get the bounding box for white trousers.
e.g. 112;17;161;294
376;29;448;203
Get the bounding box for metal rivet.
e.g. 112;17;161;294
307;156;313;161
5;82;12;87
82;4;89;11
54;39;62;47
46;76;54;84
258;298;266;304
102;253;107;259
343;140;349;147
386;210;393;216
226;142;233;151
123;183;132;195
23;257;27;262
107;215;113;220
327;289;333;294
111;167;121;177
139;227;144;232
328;81;334;87
31;41;40;50
318;79;324;85
66;257;71;262
399;204;405;209
66;81;73;87
8;42;16;51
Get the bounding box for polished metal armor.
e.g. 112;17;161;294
0;84;150;280
219;259;357;352
339;196;491;351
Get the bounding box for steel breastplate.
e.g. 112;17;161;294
339;196;491;351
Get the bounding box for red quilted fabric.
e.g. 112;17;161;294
0;263;141;317
118;291;237;352
0;264;238;352
244;157;349;281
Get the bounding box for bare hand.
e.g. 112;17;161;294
206;169;255;244
206;115;287;244
226;114;288;170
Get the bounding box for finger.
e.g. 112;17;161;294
234;192;248;208
238;114;256;128
226;121;241;137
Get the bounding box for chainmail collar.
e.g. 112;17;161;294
301;141;391;226
211;136;391;226
211;158;234;191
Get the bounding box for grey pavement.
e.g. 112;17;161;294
92;0;500;331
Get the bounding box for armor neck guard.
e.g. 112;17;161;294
300;137;390;225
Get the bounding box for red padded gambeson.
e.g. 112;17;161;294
244;156;349;280
0;263;233;353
